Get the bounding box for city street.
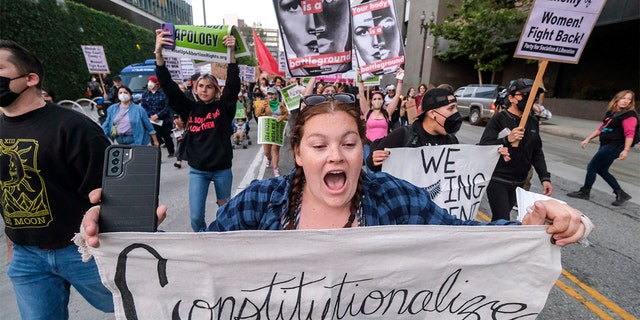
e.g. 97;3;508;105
0;112;638;319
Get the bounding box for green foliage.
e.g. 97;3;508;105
0;0;155;100
430;0;530;82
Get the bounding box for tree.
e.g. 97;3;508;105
236;22;268;66
430;0;530;83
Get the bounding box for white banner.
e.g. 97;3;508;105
80;45;110;74
382;145;499;220
514;0;607;63
89;226;561;319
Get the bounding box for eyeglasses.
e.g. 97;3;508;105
301;93;356;106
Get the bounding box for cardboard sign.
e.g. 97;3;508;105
80;45;110;74
382;145;500;220
514;0;607;63
88;225;561;319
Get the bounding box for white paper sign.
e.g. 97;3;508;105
81;45;110;74
164;56;184;81
89;226;561;320
514;0;607;63
382;145;500;220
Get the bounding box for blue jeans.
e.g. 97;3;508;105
189;167;233;231
584;144;623;190
8;244;114;320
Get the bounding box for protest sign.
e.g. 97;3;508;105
273;0;353;77
164;56;184;81
88;225;561;319
162;25;250;63
239;64;256;82
234;101;246;119
514;0;607;64
180;58;195;79
80;45;110;74
257;116;287;146
382;145;499;220
281;83;306;111
351;0;405;80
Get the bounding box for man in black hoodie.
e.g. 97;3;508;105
479;78;553;221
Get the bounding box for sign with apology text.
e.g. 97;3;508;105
382;145;500;220
88;226;561;319
162;25;250;63
81;45;110;74
514;0;607;63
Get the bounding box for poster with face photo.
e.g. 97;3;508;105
273;0;353;77
351;0;405;80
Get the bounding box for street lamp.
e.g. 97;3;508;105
418;11;435;86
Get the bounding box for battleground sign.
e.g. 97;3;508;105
87;226;560;319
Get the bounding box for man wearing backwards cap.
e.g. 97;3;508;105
479;78;553;221
141;75;175;157
366;88;463;172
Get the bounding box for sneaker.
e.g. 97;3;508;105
266;159;271;167
273;168;280;177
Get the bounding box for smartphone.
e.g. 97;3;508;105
99;145;161;232
161;22;175;50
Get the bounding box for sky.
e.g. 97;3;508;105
190;0;279;29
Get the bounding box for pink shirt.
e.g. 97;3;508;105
366;116;389;142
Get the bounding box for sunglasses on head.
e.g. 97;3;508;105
301;93;356;106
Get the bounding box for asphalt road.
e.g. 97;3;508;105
0;111;638;319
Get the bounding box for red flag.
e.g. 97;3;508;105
253;30;284;76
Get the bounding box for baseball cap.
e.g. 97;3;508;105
266;87;278;95
113;76;122;82
418;88;457;120
508;78;533;95
148;75;159;83
386;84;396;91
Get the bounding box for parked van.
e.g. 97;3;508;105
119;59;156;102
453;84;503;125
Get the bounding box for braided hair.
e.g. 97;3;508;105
286;100;367;230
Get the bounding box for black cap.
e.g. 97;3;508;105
418;88;457;120
508;78;534;95
113;75;122;81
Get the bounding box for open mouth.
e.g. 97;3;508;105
324;170;347;192
305;40;319;53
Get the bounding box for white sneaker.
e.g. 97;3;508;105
273;168;280;177
266;159;271;167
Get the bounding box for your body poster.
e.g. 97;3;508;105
351;0;405;79
88;226;561;319
162;25;250;63
273;0;353;77
258;116;287;146
513;0;606;63
382;145;500;220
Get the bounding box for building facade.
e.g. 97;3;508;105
71;0;192;31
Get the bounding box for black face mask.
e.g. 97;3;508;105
434;111;463;134
0;74;28;107
515;93;530;112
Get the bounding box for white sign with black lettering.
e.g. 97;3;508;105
88;225;560;319
514;0;607;63
382;144;499;220
80;45;110;74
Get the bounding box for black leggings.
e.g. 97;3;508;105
486;179;522;221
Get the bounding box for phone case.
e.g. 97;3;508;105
99;145;160;232
161;22;176;50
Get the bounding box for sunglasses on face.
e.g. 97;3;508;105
301;93;356;106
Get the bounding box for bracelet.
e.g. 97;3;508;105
577;213;594;247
